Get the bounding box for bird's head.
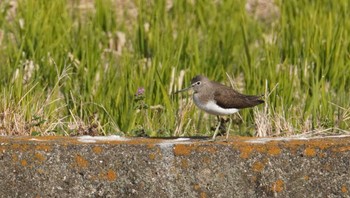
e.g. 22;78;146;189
174;75;209;94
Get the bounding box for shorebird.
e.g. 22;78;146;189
175;75;264;140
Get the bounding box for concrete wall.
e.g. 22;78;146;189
0;135;350;197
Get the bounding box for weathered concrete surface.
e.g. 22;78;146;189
1;135;350;197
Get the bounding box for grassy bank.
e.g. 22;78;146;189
0;0;349;137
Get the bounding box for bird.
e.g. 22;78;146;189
175;75;264;140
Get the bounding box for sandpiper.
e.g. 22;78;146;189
175;75;264;140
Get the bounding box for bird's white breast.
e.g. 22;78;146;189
193;94;239;116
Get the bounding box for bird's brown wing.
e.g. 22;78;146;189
213;84;264;109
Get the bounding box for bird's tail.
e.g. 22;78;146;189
246;94;264;106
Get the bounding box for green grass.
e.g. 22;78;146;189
0;0;349;137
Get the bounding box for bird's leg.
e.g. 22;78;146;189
225;117;232;141
212;116;221;140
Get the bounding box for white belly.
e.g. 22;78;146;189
193;95;239;116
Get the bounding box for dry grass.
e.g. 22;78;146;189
0;0;349;137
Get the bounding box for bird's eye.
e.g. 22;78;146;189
196;81;201;85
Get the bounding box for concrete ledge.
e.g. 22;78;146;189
1;135;350;197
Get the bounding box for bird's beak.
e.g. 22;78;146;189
174;86;192;94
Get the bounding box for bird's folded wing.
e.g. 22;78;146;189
214;87;264;109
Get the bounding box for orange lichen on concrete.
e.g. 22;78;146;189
89;170;111;182
180;159;188;169
271;179;284;193
233;141;284;159
34;153;46;163
252;161;266;172
308;139;333;150
202;156;211;164
174;144;218;157
193;184;208;198
0;146;6;153
254;145;267;153
148;146;162;160
21;159;28;166
304;147;316;157
332;146;350;152
286;139;331;154
75;155;89;168
174;144;195;156
342;185;348;193
237;144;254;159
12;154;18;162
196;146;217;154
35;144;52;152
283;140;304;154
37;168;45;174
304;175;309;181
149;153;156;160
105;169;117;181
32;136;66;141
267;145;281;156
285;138;335;155
92;146;102;154
126;138;164;145
11;143;29;152
193;184;201;191
318;152;326;158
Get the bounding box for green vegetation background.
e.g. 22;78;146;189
0;0;349;136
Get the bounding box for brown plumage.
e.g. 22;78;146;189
190;75;264;110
